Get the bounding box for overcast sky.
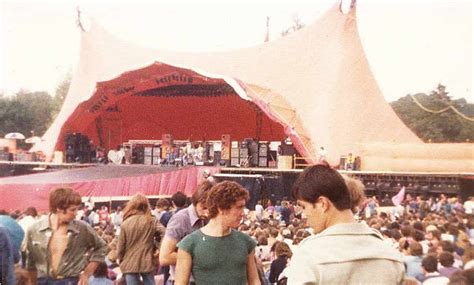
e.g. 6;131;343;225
0;0;472;102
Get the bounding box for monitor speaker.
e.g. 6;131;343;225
258;157;268;167
231;157;240;166
231;147;239;158
259;143;269;156
279;144;296;156
239;147;248;158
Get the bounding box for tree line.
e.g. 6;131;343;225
0;75;70;148
0;79;472;148
390;84;474;143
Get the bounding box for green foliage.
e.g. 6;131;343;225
391;84;474;142
0;91;53;148
0;74;69;147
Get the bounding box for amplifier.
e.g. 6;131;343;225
239;148;248;158
259;144;269;156
231;157;240;166
258;157;268;167
231;147;240;158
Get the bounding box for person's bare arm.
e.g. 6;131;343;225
175;249;192;285
78;261;100;285
247;249;261;285
159;236;178;266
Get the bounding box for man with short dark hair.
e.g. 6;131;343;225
26;188;107;285
420;254;449;284
286;164;404;284
159;181;212;284
160;191;187;227
438;251;460;278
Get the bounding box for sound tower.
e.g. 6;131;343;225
239;141;249;166
248;139;259;167
132;146;145;164
161;134;173;159
230;141;240;166
65;133;76;163
79;135;91;163
65;133;91;163
144;147;153;165
221;134;231;166
152;146;161;165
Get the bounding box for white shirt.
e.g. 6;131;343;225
422;272;449;285
18;215;37;234
464;200;474;214
18;215;37;250
255;204;264;218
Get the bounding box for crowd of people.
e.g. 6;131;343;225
1;164;474;285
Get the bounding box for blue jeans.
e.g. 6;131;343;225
125;272;155;285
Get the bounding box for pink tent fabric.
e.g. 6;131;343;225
0;166;218;211
30;1;473;172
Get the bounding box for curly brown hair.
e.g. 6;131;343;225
206;181;249;219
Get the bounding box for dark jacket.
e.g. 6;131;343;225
269;255;288;283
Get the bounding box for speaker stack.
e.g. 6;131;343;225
230;141;240;166
152;146;161;165
64;133;91;163
239;141;249;166
247;139;259;167
144;147;153;165
279;143;296;156
258;142;269;167
132;146;145;164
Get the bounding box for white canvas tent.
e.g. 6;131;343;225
32;1;473;172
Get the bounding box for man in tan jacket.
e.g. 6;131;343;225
286;164;405;284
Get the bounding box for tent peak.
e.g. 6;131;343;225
76;6;86;32
339;0;356;15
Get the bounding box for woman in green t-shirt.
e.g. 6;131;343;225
175;181;260;285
